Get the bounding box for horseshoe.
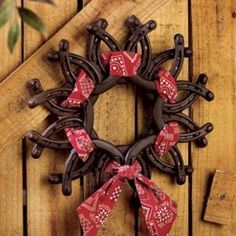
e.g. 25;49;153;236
62;139;124;195
152;97;214;144
87;18;109;75
48;51;102;85
145;145;193;184
163;74;214;113
27;101;94;158
125;16;156;76
27;79;78;116
163;112;210;147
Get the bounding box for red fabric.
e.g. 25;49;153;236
101;51;141;77
77;161;177;236
155;123;180;156
64;128;93;162
61;70;94;161
61;70;94;108
154;69;177;104
154;69;180;156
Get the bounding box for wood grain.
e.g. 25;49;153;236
23;0;79;59
137;1;189;235
204;170;236;225
94;85;136;235
0;4;23;235
22;1;81;235
0;144;23;236
191;0;236;235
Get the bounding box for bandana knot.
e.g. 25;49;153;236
116;161;141;180
77;161;177;236
101;51;141;77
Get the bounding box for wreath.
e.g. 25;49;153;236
27;15;214;236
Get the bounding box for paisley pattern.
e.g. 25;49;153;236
60;70;94;161
64;128;94;162
61;70;95;108
101;51;141;77
155;123;180;156
154;69;180;156
77;161;177;236
155;69;178;103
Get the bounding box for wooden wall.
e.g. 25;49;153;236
0;0;235;235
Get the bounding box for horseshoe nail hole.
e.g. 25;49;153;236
232;11;236;19
220;193;227;200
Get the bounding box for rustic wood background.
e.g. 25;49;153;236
0;0;235;235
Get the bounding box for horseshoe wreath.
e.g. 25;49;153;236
27;15;214;236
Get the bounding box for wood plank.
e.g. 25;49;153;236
26;134;81;236
23;1;80;235
94;85;136;235
191;0;236;235
204;170;236;225
0;0;186;154
137;1;189;235
0;144;23;235
0;4;23;235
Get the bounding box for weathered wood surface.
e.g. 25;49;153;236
136;0;189;235
23;1;81;235
0;144;23;235
0;1;22;235
191;0;236;235
94;85;136;235
203;170;236;225
0;0;236;235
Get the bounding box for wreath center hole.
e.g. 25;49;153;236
94;84;136;146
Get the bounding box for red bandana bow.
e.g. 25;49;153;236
61;70;94;161
77;161;177;236
101;51;141;77
154;69;180;156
